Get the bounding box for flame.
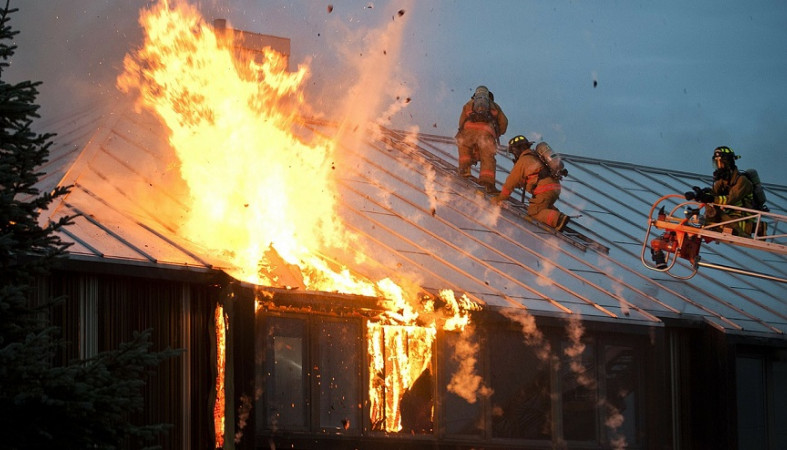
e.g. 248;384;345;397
214;303;226;447
118;0;482;436
118;0;345;285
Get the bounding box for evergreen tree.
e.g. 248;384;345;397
0;2;181;448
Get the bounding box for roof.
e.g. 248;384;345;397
36;102;787;339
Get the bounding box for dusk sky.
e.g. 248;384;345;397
8;0;787;188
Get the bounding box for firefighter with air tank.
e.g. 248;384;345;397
455;85;508;194
492;135;571;231
650;145;768;269
683;146;765;236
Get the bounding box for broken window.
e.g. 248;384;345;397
368;323;435;434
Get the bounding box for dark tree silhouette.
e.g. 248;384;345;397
0;2;180;448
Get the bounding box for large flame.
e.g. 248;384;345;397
118;0;346;286
118;0;483;438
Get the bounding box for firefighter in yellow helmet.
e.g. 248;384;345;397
684;146;754;235
455;85;508;193
492;136;571;231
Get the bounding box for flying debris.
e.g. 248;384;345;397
327;4;333;13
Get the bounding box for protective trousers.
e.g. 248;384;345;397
528;184;566;229
456;128;497;185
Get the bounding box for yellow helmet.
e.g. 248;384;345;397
712;146;739;170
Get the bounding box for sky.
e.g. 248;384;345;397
6;0;787;187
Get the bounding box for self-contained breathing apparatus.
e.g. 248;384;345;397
507;137;569;181
535;142;568;181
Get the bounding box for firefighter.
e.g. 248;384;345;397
456;85;508;194
492;136;571;231
684;146;754;235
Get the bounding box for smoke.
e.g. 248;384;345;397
234;394;252;444
501;308;551;363
595;254;631;316
563;314;629;449
446;324;492;404
605;406;628;450
321;1;416;147
563;315;595;389
502;308;629;448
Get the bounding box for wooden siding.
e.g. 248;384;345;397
43;270;221;449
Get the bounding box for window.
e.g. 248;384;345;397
441;330;484;436
256;314;362;434
561;339;597;442
737;355;767;449
736;352;787;450
772;358;787;449
602;344;639;447
367;323;435;434
489;328;552;440
260;316;308;430
317;319;361;432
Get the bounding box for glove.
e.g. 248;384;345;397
685;186;702;201
686;186;714;203
698;187;714;203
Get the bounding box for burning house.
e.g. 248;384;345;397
30;2;787;449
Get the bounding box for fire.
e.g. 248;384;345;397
118;0;482;437
117;0;343;286
213;303;227;447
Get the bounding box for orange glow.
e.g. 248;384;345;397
118;0;346;286
214;303;227;448
118;0;482;436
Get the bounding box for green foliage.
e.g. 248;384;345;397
0;2;182;448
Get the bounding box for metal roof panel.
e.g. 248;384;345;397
35;105;787;338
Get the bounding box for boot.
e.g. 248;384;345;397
650;248;668;269
482;181;500;194
458;166;471;177
556;214;571;231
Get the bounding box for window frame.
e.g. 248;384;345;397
257;313;365;435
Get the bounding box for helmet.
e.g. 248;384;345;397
508;135;533;162
712;145;739;170
473;85;489;99
508;134;533;150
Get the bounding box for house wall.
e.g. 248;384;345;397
665;325;787;450
42;268;224;449
249;304;672;450
34;268;787;449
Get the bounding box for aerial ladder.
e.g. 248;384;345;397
641;194;787;282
